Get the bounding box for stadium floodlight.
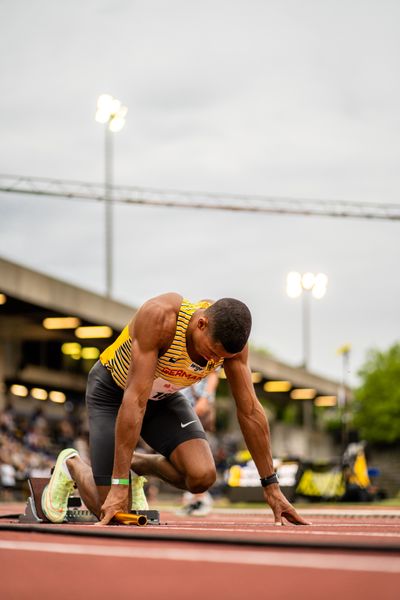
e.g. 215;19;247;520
286;271;302;298
286;271;329;368
301;272;315;291
286;271;329;431
95;94;127;131
95;94;128;298
312;273;328;299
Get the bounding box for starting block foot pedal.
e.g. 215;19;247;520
19;478;49;523
19;494;43;523
19;478;160;525
19;478;96;524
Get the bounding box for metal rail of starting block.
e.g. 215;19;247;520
19;478;160;525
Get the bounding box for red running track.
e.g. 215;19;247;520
1;505;399;600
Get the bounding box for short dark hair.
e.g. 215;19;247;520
205;298;252;353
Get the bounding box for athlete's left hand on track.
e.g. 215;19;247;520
263;484;311;525
94;486;129;526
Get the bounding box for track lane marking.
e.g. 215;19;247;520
175;521;400;528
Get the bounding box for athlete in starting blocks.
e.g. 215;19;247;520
42;293;309;526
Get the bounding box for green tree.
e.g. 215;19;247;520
353;343;400;444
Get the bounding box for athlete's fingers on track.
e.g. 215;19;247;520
282;508;312;526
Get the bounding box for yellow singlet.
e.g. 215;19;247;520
100;298;224;400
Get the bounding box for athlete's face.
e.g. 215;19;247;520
195;320;238;363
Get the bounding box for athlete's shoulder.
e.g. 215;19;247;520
131;293;181;340
144;292;183;315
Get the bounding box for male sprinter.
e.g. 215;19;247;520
42;293;308;525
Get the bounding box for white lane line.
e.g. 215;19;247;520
211;508;400;517
179;521;400;528
0;540;399;573
163;526;400;538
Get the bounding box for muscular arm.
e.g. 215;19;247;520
97;294;179;524
225;346;309;525
224;346;274;478
111;341;158;480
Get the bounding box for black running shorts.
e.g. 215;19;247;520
86;361;207;485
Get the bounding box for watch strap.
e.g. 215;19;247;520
260;473;279;487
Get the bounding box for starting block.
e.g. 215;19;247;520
19;478;160;525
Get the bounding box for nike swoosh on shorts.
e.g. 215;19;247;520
180;420;197;428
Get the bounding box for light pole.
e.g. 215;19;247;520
337;343;351;449
286;271;328;429
286;271;328;368
95;94;128;298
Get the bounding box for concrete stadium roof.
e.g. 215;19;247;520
0;257;134;330
0;256;349;400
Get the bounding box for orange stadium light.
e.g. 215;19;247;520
62;342;81;356
264;381;292;393
290;388;316;400
31;388;48;401
49;391;66;404
314;395;337;407
81;347;100;360
43;317;81;329
75;326;113;339
10;384;28;397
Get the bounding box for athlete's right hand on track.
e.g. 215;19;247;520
95;486;129;526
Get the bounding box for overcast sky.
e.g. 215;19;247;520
1;0;399;385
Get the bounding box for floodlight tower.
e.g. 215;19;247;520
286;271;328;368
95;94;128;298
337;343;351;448
286;271;328;429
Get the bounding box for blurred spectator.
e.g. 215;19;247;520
57;418;76;448
24;419;51;452
0;448;17;501
0;399;89;499
0;401;17;435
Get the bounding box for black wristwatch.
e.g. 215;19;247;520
260;473;279;487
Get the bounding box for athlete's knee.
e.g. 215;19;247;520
186;466;216;494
